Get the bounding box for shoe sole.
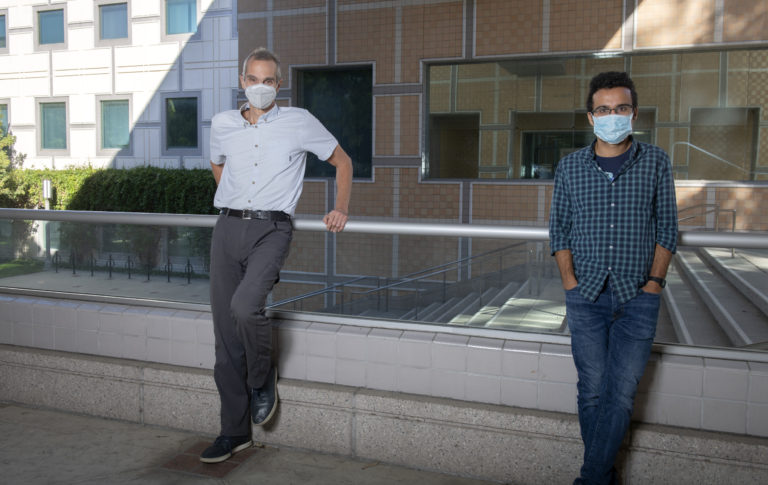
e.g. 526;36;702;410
199;440;253;464
253;371;279;426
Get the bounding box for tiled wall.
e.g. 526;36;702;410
2;292;766;438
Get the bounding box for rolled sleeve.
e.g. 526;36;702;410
549;162;572;254
655;152;678;254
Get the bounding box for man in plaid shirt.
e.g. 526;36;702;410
549;71;678;485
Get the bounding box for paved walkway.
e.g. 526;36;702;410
0;402;499;485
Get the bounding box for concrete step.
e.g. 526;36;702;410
448;287;498;325
464;281;523;327
663;262;731;347
675;249;768;347
418;297;461;322
402;301;442;321
702;248;768;318
486;277;567;333
432;292;481;323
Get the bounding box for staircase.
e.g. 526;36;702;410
322;248;768;350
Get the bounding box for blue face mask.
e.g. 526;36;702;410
592;114;633;144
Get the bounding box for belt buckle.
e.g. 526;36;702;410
241;210;252;220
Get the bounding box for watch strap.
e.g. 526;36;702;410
647;276;666;288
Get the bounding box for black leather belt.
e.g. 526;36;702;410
220;208;291;221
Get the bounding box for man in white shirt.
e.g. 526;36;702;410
200;48;352;464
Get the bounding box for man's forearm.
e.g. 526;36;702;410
554;249;578;290
210;161;223;186
648;243;673;279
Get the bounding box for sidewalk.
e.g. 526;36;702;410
0;402;500;485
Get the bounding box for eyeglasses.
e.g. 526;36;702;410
591;104;633;117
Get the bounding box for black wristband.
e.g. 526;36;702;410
647;276;666;288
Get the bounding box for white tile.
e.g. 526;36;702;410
33;324;54;350
196;343;215;369
747;404;768;437
13;322;34;346
466;373;501;405
430;368;466;400
98;332;124;358
146;309;175;338
538;381;576;413
366;362;397;391
702;399;746;434
397;366;431;395
76;330;98;355
307;355;336;384
467;337;502;375
147;337;171;365
170;340;197;367
53;327;80;353
501;345;539;379
278;348;306;380
538;352;577;383
336;326;369;361
196;320;215;345
336;358;366;387
169;317;198;343
367;329;402;364
501;377;538;409
121;309;148;337
432;334;468;371
306;323;339;357
703;366;749;401
76;305;101;332
644;360;703;396
277;326;308;357
641;392;702;428
748;372;768;404
0;320;12;344
99;309;125;334
122;335;148;361
397;331;433;368
9;297;35;323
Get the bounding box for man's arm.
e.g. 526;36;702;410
323;145;353;233
554;249;578;290
641;243;674;294
210;161;224;186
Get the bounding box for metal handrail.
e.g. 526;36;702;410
671;141;751;174
0;208;766;249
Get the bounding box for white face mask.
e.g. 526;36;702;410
592;113;633;145
245;84;277;110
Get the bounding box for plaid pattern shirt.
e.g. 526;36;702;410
549;138;678;304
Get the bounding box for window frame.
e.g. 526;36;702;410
34;4;67;51
0;98;9;136
161;0;201;41
161;92;201;157
37;97;69;155
94;1;131;47
0;9;9;55
97;95;132;156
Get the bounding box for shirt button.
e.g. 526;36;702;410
609;245;614;249
608;267;612;271
611;203;615;207
252;181;255;184
610;224;614;228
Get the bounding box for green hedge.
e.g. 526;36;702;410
8;167;218;214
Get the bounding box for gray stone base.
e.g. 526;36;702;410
1;344;766;484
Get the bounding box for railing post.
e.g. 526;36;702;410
107;255;114;279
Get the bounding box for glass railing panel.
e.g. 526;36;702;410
0;217;213;305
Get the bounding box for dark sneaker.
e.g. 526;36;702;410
251;366;278;426
199;435;252;463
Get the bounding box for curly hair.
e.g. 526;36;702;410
586;71;638;112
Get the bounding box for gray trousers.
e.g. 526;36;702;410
209;214;293;437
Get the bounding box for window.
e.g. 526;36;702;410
165;0;196;35
99;3;127;40
101;99;129;150
298;67;373;178
40;101;67;151
0;13;6;49
38;9;65;45
426;49;768;181
165;97;198;150
0;103;7;135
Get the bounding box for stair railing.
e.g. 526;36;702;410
677;203;737;256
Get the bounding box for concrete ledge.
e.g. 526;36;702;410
1;344;767;484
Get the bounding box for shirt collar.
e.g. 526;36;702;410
239;103;281;125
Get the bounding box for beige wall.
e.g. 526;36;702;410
237;0;768;292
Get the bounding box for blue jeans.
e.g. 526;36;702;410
566;281;660;485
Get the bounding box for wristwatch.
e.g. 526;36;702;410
647;276;666;288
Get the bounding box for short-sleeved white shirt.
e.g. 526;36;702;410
210;105;338;216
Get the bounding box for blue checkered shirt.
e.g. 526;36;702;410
549;139;678;304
